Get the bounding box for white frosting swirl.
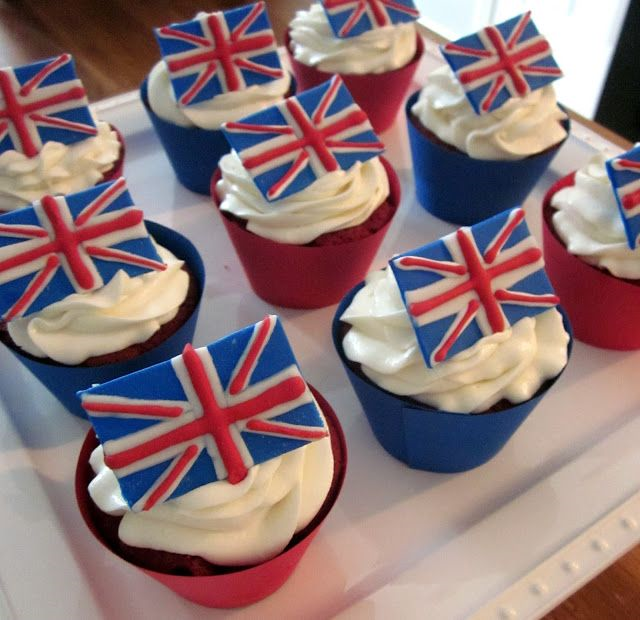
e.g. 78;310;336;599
411;65;568;161
340;268;569;413
551;152;640;279
0;120;121;211
89;433;334;566
289;3;417;75
216;151;390;245
7;245;189;365
147;60;291;129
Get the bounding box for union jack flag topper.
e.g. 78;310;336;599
222;75;384;201
605;145;640;250
390;208;560;368
0;54;97;157
320;0;419;39
0;178;166;321
154;2;284;108
441;12;562;115
80;315;328;511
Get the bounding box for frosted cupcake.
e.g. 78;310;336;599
215;75;400;308
0;54;123;211
333;208;571;471
142;3;292;194
0;177;203;417
542;147;640;349
406;12;569;225
287;0;423;132
76;315;346;608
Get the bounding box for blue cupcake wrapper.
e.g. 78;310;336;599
141;78;231;195
332;280;573;472
141;76;295;195
405;91;570;226
3;221;205;419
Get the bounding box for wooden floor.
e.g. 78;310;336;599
1;1;639;617
0;0;309;101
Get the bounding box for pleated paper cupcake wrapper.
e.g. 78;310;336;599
405;91;570;226
75;385;347;608
2;221;205;418
210;156;400;309
332;281;573;473
543;173;640;350
285;31;423;134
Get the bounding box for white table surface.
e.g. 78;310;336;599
0;38;639;620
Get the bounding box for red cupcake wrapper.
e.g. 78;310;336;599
76;385;347;608
542;173;640;350
101;125;126;182
285;30;423;134
211;157;400;309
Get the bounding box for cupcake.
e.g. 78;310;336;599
333;207;571;472
0;54;124;211
142;2;293;195
542;147;640;349
406;12;569;225
0;177;204;417
76;315;347;608
214;75;400;309
287;0;423;133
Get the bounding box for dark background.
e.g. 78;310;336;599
595;0;640;141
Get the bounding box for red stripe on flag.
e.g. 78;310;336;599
434;299;480;363
484;209;525;264
82;400;184;418
74;177;127;227
229;316;273;395
398;255;467;276
29;113;97;136
245;418;327;440
5;254;59;320
143;444;200;510
158;26;210;48
85;246;166;271
494;289;559;305
19;54;71;97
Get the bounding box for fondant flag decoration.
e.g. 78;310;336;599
222;75;384;201
605;145;640;250
320;0;419;39
390;208;559;367
0;54;97;157
154;2;284;107
0;178;166;321
80;315;328;511
441;12;562;115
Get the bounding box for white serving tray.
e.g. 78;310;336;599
1;39;638;620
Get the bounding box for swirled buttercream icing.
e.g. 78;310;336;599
0;120;121;211
216;151;390;245
411;65;567;161
340;268;569;413
551;152;640;279
289;3;417;75
6;245;189;365
89;432;334;566
147;60;291;130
